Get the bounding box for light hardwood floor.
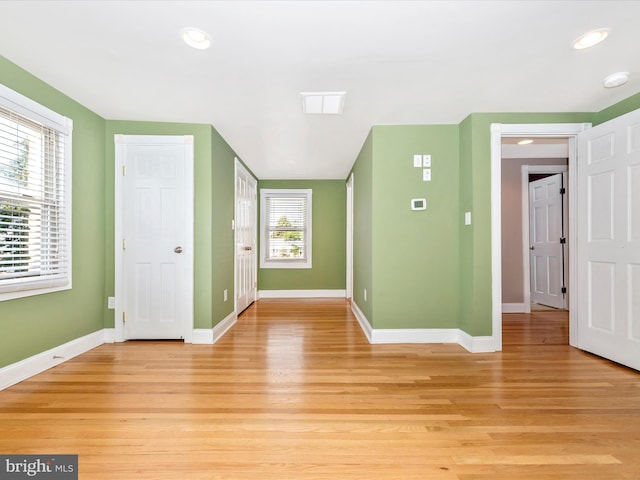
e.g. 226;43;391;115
1;299;639;479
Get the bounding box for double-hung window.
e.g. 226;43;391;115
260;189;312;269
0;83;73;300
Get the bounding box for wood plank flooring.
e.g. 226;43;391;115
1;299;639;479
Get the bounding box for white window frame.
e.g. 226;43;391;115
0;83;73;301
260;188;312;269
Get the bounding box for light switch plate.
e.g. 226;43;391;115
423;168;431;181
422;155;431;167
413;154;422;168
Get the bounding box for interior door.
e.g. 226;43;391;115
117;135;194;340
576;108;640;371
235;159;257;314
529;173;567;309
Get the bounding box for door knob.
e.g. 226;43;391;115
174;246;183;254
530;246;535;250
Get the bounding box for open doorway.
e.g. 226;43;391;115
501;139;569;314
490;123;591;351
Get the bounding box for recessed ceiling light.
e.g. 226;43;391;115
573;28;609;50
181;27;210;50
603;71;630;88
517;139;534;145
300;91;346;114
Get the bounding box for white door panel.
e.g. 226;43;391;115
577;109;640;371
116;135;194;341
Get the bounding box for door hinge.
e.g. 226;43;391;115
122;239;126;250
122;312;126;322
560;237;566;244
122;165;126;176
561;287;567;294
560;187;566;195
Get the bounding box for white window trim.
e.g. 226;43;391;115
260;188;312;269
0;83;73;301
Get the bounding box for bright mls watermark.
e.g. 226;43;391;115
0;455;77;479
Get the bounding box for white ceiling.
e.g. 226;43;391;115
1;1;639;179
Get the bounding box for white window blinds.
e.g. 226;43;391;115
0;84;72;298
260;189;312;268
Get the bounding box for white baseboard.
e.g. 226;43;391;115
351;301;373;342
192;311;237;345
350;301;496;353
502;302;528;313
371;328;459;344
259;289;346;299
0;329;108;391
457;330;496;353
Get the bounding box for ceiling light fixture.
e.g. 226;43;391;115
517;139;534;145
572;28;609;50
301;91;346;114
603;71;630;88
181;27;211;50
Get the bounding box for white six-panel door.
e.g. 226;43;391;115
115;135;194;341
576;109;640;370
529;173;567;309
235;159;257;314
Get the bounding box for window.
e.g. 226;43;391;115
0;83;72;300
260;189;312;269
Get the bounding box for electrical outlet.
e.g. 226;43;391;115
223;289;228;302
107;297;115;309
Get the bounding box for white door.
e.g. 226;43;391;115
235;159;257;314
115;135;194;341
529;173;567;309
576;108;640;371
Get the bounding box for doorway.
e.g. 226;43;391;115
490;123;591;351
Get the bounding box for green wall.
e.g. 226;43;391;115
210;127;240;323
351;132;373;321
595;92;640;125
258;180;346;291
0;56;107;367
351;125;460;329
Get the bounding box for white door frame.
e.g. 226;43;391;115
490;123;590;351
521;165;568;313
114;134;194;343
346;173;354;301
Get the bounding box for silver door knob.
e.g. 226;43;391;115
174;246;183;254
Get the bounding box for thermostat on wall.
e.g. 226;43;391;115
411;198;427;211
